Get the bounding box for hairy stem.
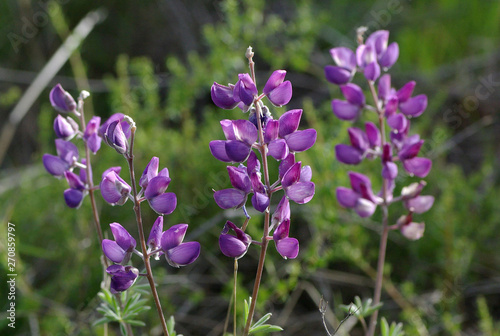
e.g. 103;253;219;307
127;126;169;336
366;81;389;336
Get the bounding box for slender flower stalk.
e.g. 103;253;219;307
125;125;170;336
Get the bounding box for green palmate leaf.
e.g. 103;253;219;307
380;317;404;336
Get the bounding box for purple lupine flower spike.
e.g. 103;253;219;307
219;221;252;259
102;223;136;264
83;116;102;154
325;47;357;85
160;224;200;267
100;167;131;206
50;84;76;113
106;265;139;293
53;115;78;140
273;219;299;259
263;70;292;107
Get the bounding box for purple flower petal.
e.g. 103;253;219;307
214;188;246;209
399;139;424;160
43;154;69;177
286;181;315;204
209;140;232;162
355;198;377;217
382;161;398;180
403;157;432;178
378;74;391;101
263;70;287;95
220;119;236;140
341;83;365;106
348;127;369;151
148;216;164;250
55;139;79;165
330;47;356;70
400;222;425;240
64;171;85;190
247;151;261;173
219;233;250;259
285;129;317;152
396;81;416;102
331;99;361;121
300;165;312;182
252;192;270;212
399;94;427;117
54;115;77;139
336;187;358;208
364;61;381;81
227;166;252;193
86;133;102;154
166;241;201;267
379;42;399;69
335;144;363;165
108;266;139;293
279;109;303;138
272;196;291;226
282;162;301;189
275;237;299;259
268;139;289;161
140;157;159;189
100;171;131;205
387;113;408;132
279;153;296;179
267;81;292;106
211;82;238;109
144;175;171;200
63;188;84;208
102;239;126;263
50;84;76;113
161;224;188;251
365;30;389;55
232;119;258;145
324;65;352;85
264;119;279;143
234;74;257;106
148;192;177;215
225;140;252;162
365;122;381;148
405;195;434;214
110;223;136;252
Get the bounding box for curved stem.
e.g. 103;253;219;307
366;80;390;336
126;126;169;336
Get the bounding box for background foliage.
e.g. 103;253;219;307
1;0;500;335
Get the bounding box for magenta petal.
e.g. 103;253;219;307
247;151;261;173
225;140;252;162
286;129;317;152
300;165;312;182
286;181;315;204
227;166;251;193
387;113;408;132
399;139;424;160
100;172;126;204
161;224;188;250
149;192;177;215
55;139;78;164
211;82;238;109
382;161;398;180
50;84;76;113
379;42;399;69
54;115;76;139
336;187;358;208
355;198;377;217
282;162;301;188
166;241;201;267
219;234;249;259
406;195;434;214
324;65;352;85
140;157;159;189
366;30;389;55
86;133;102;154
102;239;126;263
341;83;365;106
110;223;136;251
332;99;360;121
403;156;429;176
64;171;85;190
267;81;292;106
335;144;363;165
348;127;368;151
399;94;427;117
144;175;171;200
378;74;391;101
279;153;296;179
43;154;69;177
275;237;299;259
268;139;289;160
209;140;232;162
63;188;84;208
272;196;291;225
252;192;270;212
214;189;246;209
279;109;302;138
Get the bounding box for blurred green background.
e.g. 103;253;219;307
1;0;500;335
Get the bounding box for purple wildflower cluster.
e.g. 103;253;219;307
43;84;200;293
325;29;434;239
210;57;317;260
